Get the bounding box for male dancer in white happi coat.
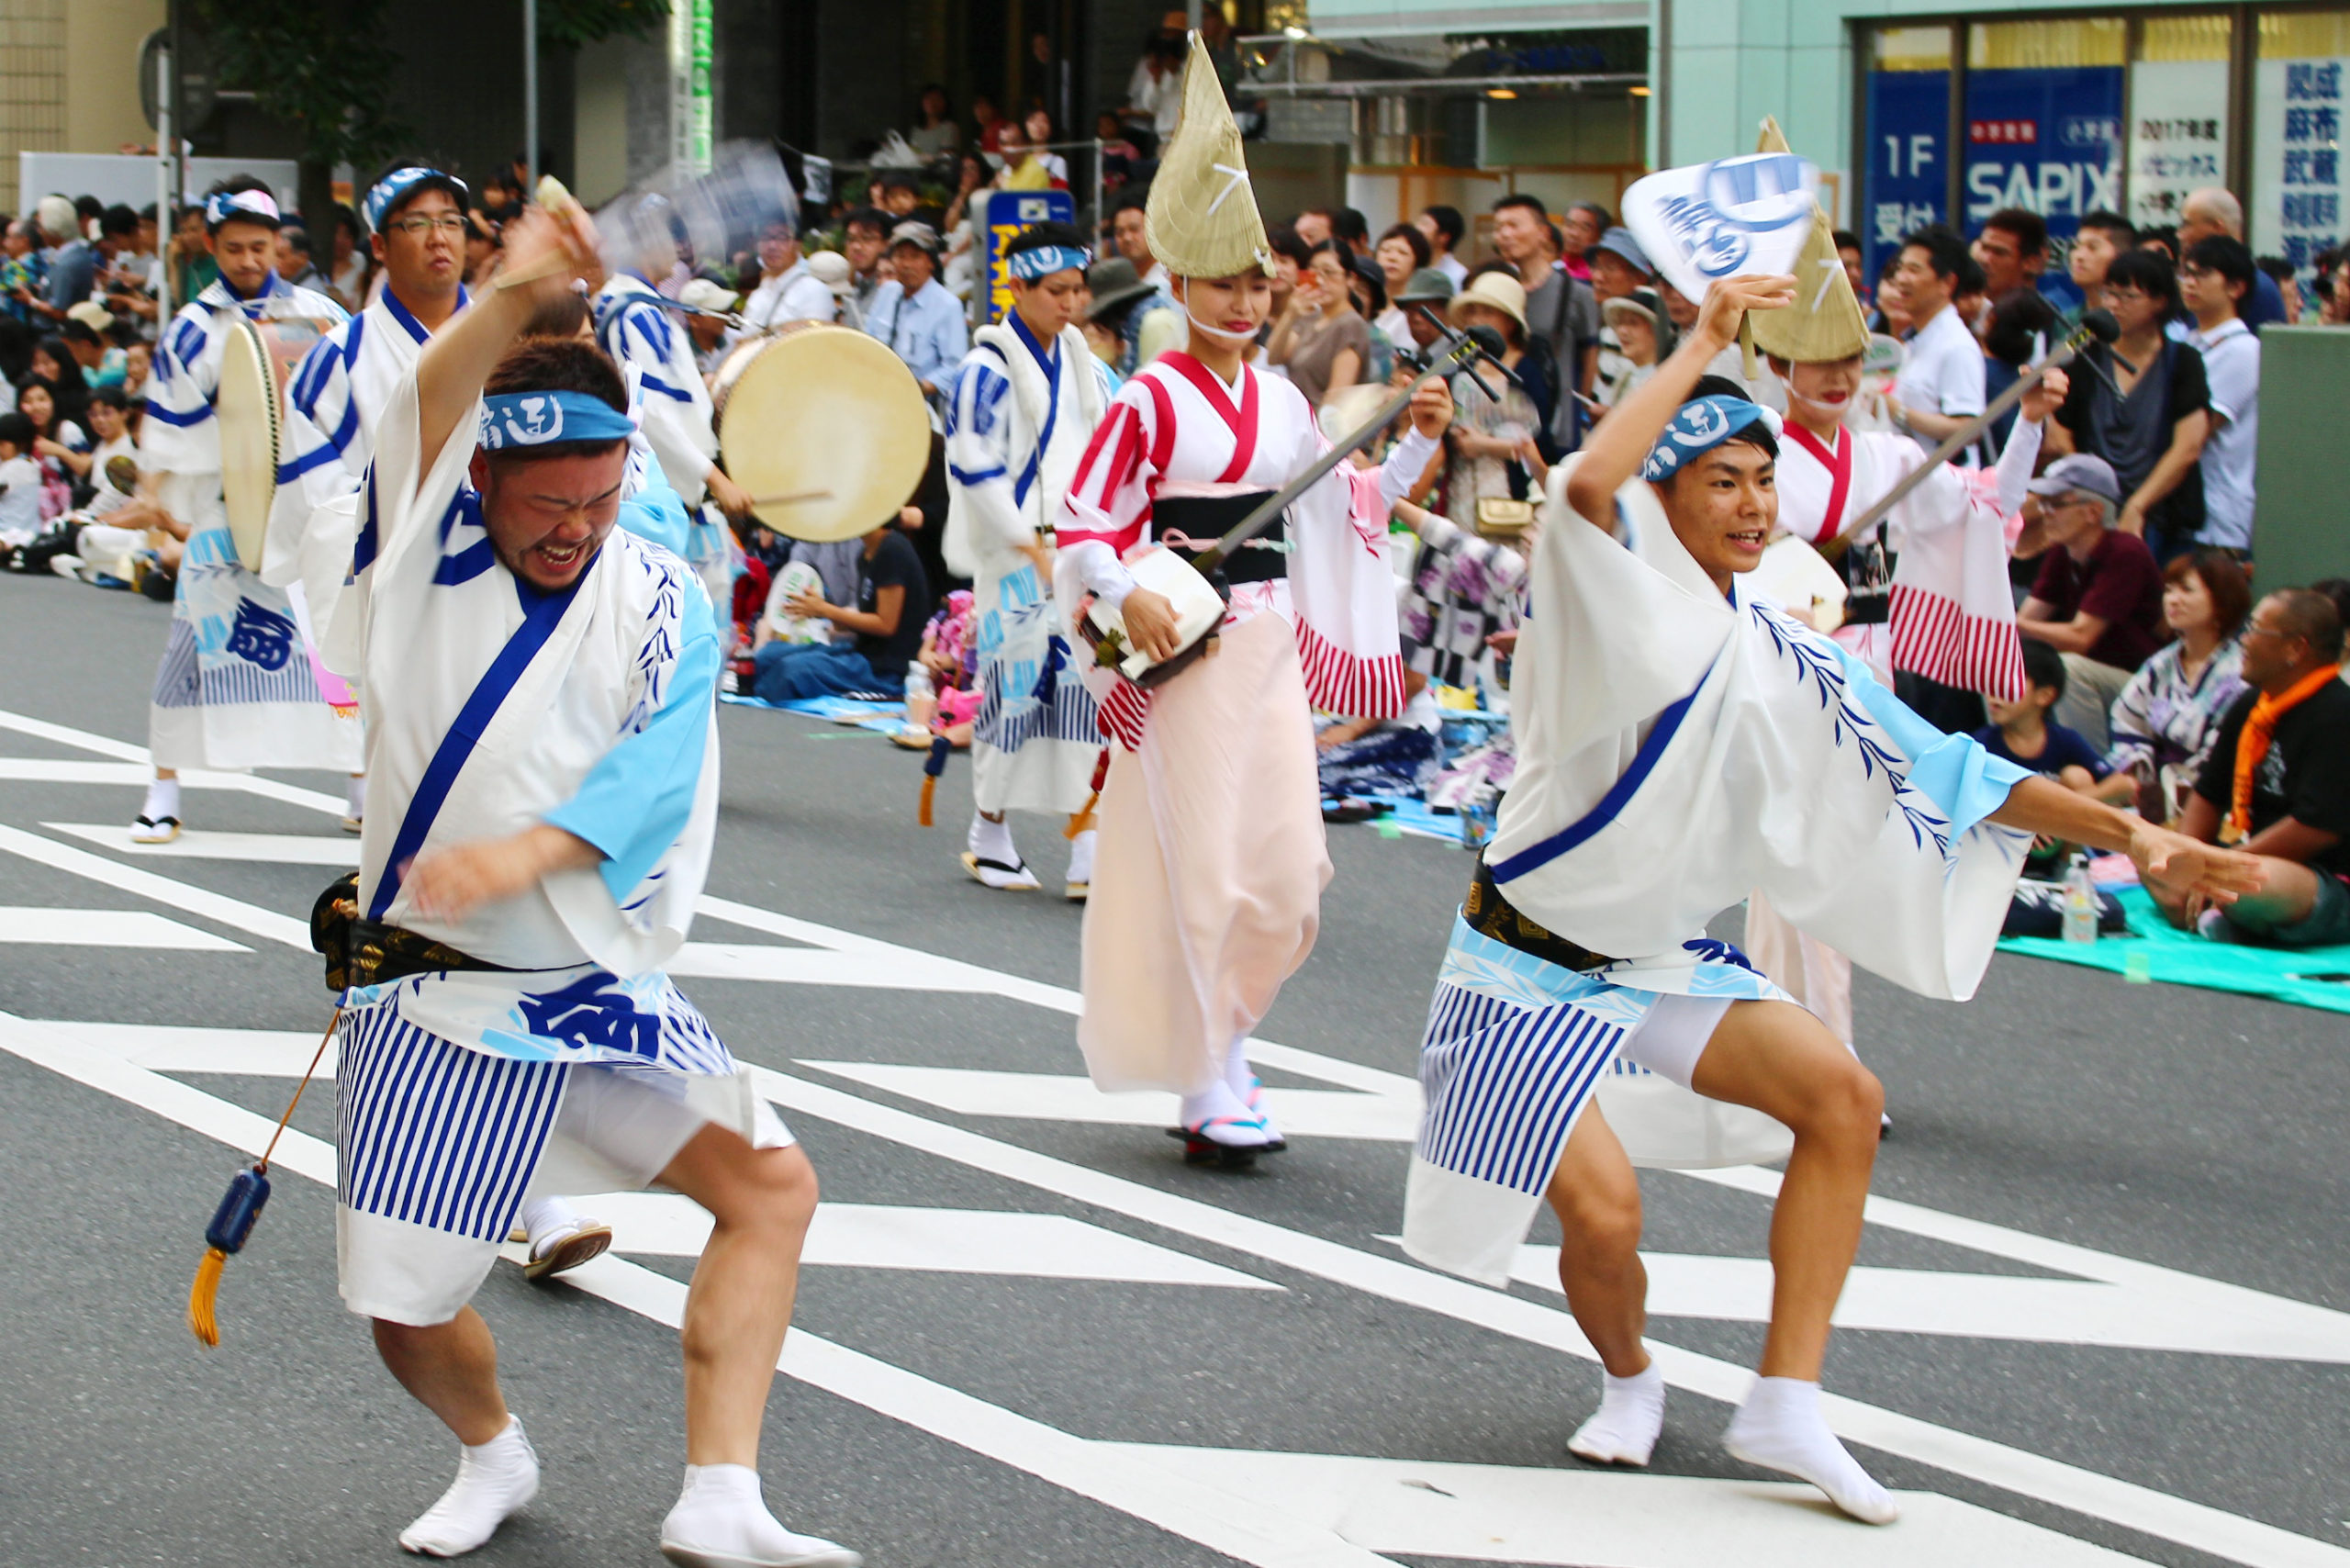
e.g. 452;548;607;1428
944;221;1112;894
132;177;358;844
1054;39;1453;1162
322;204;856;1567
1400;274;2260;1524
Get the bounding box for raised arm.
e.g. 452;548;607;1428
1561;274;1794;529
415;203;601;476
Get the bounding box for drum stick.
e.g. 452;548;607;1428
749;489;834;507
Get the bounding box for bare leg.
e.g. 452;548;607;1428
1687;1000;1880;1381
1544;1105;1650;1378
374;1308;511;1444
655;1126;820;1465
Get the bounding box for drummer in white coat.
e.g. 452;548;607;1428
943;221;1113;895
132;177;355;845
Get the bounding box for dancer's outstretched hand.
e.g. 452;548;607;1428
1694;274;1798;353
2127;822;2266;905
403;825;601;924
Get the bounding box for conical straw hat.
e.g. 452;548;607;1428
1745;116;1871;363
1146;35;1272;278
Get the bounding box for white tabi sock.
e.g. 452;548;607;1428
1065;827;1096;886
397;1416;540;1557
1177;1078;1272;1148
659;1462;861;1567
1722;1376;1899;1524
968;811;1018;868
346;774;368;819
1567;1361;1664;1466
1221;1036;1281;1141
139;777;179;824
519;1195;579;1254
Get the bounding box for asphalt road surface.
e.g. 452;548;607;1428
1;571;2345;1568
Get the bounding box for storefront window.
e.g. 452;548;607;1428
2252;9;2350;284
2129;15;2233;236
1964;19;2126;308
1863;26;1953;286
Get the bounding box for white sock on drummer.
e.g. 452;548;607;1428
660;1462;856;1565
397;1416;540;1557
520;1195;578;1248
1065;827;1096;885
1723;1376;1899;1524
140;777;179;823
1568;1361;1665;1466
346;774;367;819
968;812;1017;867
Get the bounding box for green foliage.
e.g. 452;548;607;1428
540;0;672;48
191;0;408;174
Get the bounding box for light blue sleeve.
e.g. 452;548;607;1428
614;472;695;557
1828;639;2029;836
543;579;721;900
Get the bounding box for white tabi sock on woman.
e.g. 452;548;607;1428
659;1462;861;1567
1221;1036;1281;1141
1567;1361;1664;1466
1065;827;1096;887
968;811;1017;866
140;777;180;824
1177;1078;1272;1148
397;1416;540;1557
1723;1376;1899;1524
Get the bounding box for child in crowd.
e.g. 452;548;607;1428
0;412;42;554
1975;638;2111;876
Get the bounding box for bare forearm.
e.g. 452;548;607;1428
2244;817;2342;863
417;284;537;472
1563;328;1722;521
1988;774;2140;855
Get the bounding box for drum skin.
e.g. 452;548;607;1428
217;318;330;573
711;322;930;543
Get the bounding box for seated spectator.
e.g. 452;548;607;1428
61;305;124;388
1975;638;2112;878
1019;108;1070;188
908;84;959;162
898;588;980;748
120;340;151;406
1095;111;1141;192
2152;589;2350;946
675;277;739;375
28;333;90;429
16;378;89;518
2093;548;2253;821
2048;247;2210;558
2018;454;2165;749
0;411;41;554
2177;235;2259;554
750;513;934;701
1317;670;1441;803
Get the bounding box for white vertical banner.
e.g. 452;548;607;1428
2251;56;2346;285
2126;60;2230;235
669;0;715;175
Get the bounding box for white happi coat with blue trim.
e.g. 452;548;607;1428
263;284;466;654
594;273;733;601
331;367;735;1084
945;316;1110;814
142;271;359;772
1402;506;2035;1287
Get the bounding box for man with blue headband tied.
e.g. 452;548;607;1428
1398;274;2263;1525
316;203;857;1567
942;221;1112;894
131;175;355;846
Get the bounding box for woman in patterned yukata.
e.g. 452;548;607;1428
1399;274;2262;1524
1053;36;1453;1161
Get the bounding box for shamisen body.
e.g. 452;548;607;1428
321;203;858;1568
1398;273;2263;1523
1049;31;1455;1162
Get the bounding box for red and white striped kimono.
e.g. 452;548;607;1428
1775;415;2042;701
1052;351;1435;1096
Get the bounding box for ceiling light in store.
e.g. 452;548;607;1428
1628;84;1653;95
1487;88;1517;99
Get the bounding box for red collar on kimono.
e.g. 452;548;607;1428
1155;352;1260;484
1782;420;1852;547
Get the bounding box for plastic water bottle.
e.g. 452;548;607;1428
904;663;934;702
2062;852;2098;945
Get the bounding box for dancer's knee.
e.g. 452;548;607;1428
727;1144;819;1240
1549;1144;1643;1261
1789;1056;1883;1148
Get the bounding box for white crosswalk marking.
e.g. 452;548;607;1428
43;823;361;866
801;1059;1421;1140
0;906;250;951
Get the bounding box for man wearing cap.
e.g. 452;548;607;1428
677;278;741;375
1584;226;1659;414
314;199;858;1568
1391;266;1456;363
132;176;355;846
943;221;1112;895
2017;453;2166;748
61;302;126;388
738;218;835;333
864;221;968;402
1402;270;2260;1529
1493;194;1596;450
1057;37;1454;1164
267;165;473;753
1083;254;1181;376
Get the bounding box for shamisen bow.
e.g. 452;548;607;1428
1639;395;1781;483
478;390;635;452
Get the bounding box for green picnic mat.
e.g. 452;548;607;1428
1998;885;2350;1014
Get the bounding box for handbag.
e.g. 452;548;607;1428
1474;497;1536;535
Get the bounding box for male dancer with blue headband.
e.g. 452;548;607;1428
942;221;1112;895
1398;273;2261;1523
321;202;856;1566
132;176;356;844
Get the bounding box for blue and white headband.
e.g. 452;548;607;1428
1639;395;1780;482
364;166;468;233
204;188;281;231
479;391;635;453
1008;244;1091;282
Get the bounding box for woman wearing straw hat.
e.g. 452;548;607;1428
1054;35;1454;1164
1442;271;1555;524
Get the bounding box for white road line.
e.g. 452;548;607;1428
0;757;347;814
0;705;346;814
0;1009;2154;1568
43;823;361;866
0;906;249;952
1118;1444;2158;1567
802;1060;1420;1141
0;823;311;949
545;1193;1277;1290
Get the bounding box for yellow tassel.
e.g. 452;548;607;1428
918;773;937;828
1063;792;1099;840
188;1247;226;1348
